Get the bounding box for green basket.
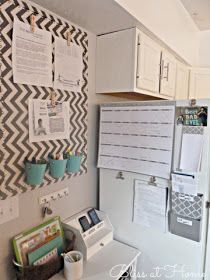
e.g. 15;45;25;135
49;158;67;178
25;162;47;185
67;155;82;173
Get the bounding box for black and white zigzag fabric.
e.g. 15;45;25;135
0;0;88;200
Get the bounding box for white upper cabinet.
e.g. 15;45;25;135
136;33;161;93
175;62;189;100
96;28;137;93
160;51;177;98
96;27;179;100
189;68;210;99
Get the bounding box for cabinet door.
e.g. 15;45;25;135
175;63;189;100
96;28;136;93
136;33;161;93
189;68;210;99
160;52;177;98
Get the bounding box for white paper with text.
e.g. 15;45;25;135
133;180;168;232
54;37;83;92
12;18;52;87
29;99;70;143
172;173;198;196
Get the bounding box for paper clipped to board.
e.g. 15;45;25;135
12;18;52;87
28;99;70;143
54;37;83;92
133;180;168;233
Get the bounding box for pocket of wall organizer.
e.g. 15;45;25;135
49;159;67;178
25;162;47;185
169;212;201;242
67;155;82;173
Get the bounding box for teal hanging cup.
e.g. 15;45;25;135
25;162;47;185
67;155;82;173
49;158;67;178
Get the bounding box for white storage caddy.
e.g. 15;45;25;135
62;208;113;260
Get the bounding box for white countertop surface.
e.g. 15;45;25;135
50;240;140;280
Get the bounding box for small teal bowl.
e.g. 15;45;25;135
67;155;82;173
25;162;47;185
49;158;67;178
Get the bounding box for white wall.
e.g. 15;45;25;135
114;0;199;65
197;30;210;67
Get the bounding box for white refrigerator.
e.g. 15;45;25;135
99;99;210;280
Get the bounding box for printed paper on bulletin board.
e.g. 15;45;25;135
12;18;53;87
28;99;70;143
54;36;83;92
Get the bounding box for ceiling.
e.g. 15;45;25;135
30;0;210;32
180;0;210;30
29;0;138;35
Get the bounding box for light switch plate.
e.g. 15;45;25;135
0;196;19;225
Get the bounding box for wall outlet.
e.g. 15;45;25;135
39;187;69;205
0;196;19;225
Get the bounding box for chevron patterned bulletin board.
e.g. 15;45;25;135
0;0;88;200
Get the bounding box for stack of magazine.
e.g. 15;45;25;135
13;216;64;266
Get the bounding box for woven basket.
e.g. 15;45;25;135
13;232;75;280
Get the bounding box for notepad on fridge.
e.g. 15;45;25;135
133;180;168;233
180;133;204;172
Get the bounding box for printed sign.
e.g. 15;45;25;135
176;106;208;126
